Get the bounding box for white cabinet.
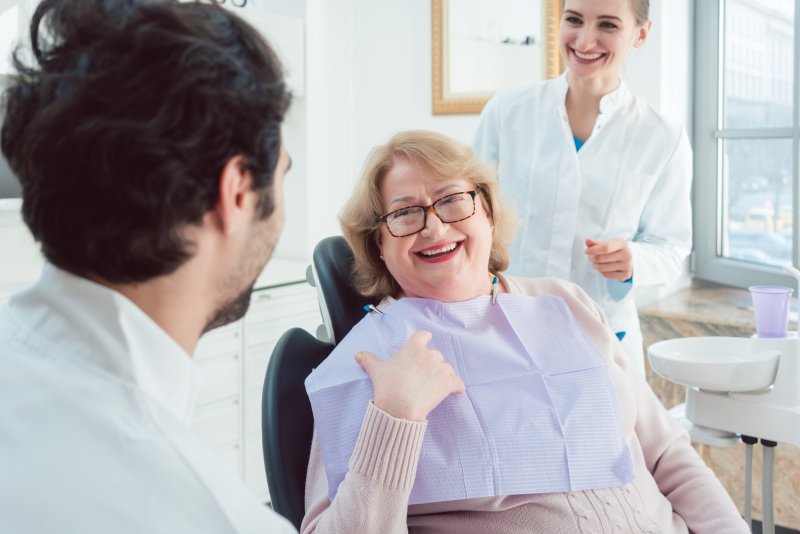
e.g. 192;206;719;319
191;279;321;502
192;320;243;480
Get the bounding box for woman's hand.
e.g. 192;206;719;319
355;330;465;421
584;238;633;281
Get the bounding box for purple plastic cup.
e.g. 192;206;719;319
749;285;793;338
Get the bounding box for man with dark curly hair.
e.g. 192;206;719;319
0;0;296;531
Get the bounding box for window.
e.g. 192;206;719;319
693;0;797;287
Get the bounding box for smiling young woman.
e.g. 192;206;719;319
472;0;692;375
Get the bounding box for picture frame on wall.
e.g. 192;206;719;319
431;0;563;115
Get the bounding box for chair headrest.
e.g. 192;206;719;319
312;236;373;344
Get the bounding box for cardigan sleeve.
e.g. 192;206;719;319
301;402;426;534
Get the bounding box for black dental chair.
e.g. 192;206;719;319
310;235;373;344
261;236;370;529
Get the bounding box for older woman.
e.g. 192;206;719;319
301;131;746;533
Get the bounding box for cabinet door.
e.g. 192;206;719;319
191;321;244;476
242;282;321;500
194;321;243;406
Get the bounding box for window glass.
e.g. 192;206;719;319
722;138;793;267
723;0;794;129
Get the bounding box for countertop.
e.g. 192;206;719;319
638;279;764;341
639;278;756;326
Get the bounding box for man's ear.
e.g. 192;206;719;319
214;155;252;235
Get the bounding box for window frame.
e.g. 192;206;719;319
693;0;800;288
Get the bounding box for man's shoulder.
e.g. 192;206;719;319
0;362;292;533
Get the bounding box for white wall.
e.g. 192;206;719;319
298;0;482;261
0;206;41;291
302;0;354;261
350;0;481;166
1;1;42;290
625;0;694;133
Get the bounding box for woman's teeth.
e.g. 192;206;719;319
420;243;458;256
574;50;603;60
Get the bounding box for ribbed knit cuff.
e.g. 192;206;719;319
348;401;428;493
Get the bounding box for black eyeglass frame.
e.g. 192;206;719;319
377;189;482;238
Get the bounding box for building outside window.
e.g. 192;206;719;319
694;0;797;287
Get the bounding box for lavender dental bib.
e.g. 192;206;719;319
305;294;634;505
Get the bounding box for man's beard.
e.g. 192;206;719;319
202;284;255;333
201;210;279;334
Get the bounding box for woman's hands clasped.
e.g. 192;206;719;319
355;330;465;422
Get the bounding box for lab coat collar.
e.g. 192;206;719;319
556;72;634;115
8;264;199;423
598;78;632;115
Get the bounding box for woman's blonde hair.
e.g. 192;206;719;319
340;130;516;300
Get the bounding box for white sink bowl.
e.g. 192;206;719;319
647;337;780;392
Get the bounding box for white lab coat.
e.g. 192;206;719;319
0;265;297;534
473;74;692;373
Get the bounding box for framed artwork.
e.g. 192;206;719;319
432;0;563;115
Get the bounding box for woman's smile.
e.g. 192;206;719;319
571;48;607;64
414;240;463;263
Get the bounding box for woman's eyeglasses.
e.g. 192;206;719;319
378;189;481;238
